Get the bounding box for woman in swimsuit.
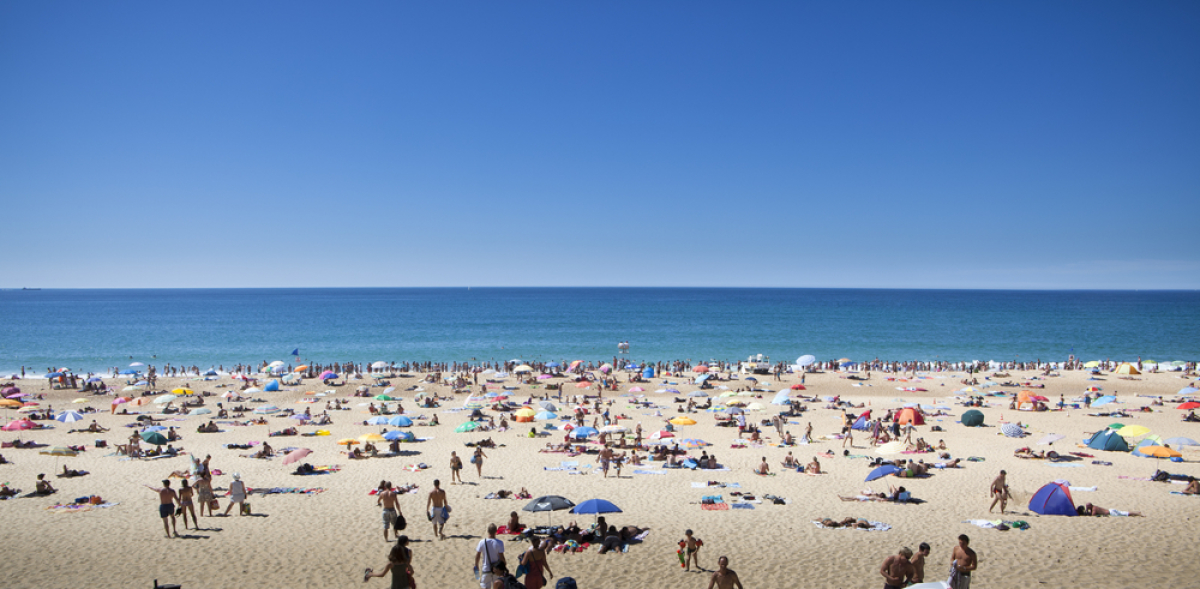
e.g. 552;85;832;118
178;479;197;530
364;535;414;588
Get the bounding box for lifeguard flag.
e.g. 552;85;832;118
291;348;299;356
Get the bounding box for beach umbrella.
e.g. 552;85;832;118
535;411;557;421
1139;445;1182;459
790;384;807;390
254;405;279;414
318;371;337;380
172;388;194;396
1083;361;1100;368
117;369;139;375
282;448;312;465
628;386;644;393
1176;402;1200;410
44;372;64;379
1117;425;1150;438
669;416;696;426
336;438;360;446
3;419;36;431
386;430;416;442
112;397;130;406
866;464;902;482
371;361;389;369
455;421;480;433
797;355;816;367
291;414;311;421
153;394;177;405
17;406;39;413
268;361;286;368
570;498;622;516
0;386;18;395
688;391;709;398
680;438;708;449
40;446;79;457
746;402;764;411
1164;437;1199;447
55;411;84;423
0;399;21;408
1091;395;1116;407
600;425;628;434
293;365;309;373
72;398;89;404
388;415;413;427
1178;387;1199;397
649;430;674;440
523;495;575;525
876;441;905;455
367;416;390;425
574;382;591;389
514;365;533;373
373;395;393;401
1037;434;1066;446
1001;423;1026;438
141;431;168;445
538;401;557;411
86;377;103;383
515;408;537;418
571;426;598;439
694;366;710;373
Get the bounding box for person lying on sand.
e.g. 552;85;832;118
1182;477;1199;495
820;517;872;528
1078;503;1143;517
61;465;87;478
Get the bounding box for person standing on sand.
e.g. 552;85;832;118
804;422;812;443
706;556;743;589
988;470;1009;514
144;479;180;538
178;479;197;531
911;542;930;583
880;546;913;589
223;473;247;516
450;452;463;485
426;479;449;540
682;529;703;572
364;535;414;588
948;534;977;589
474;523;506;589
473;446;487;479
378;481;403;541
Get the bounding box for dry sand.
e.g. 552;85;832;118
1;368;1198;589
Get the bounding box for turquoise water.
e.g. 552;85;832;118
0;288;1197;374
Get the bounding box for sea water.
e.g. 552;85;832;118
0;288;1197;374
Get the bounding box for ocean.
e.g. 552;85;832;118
1;288;1197;375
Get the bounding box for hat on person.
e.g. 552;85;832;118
232;473;241;480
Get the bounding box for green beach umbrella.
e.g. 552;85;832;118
455;421;480;433
374;395;392;401
141;431;168;445
1107;422;1126;431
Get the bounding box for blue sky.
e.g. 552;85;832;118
2;2;1197;289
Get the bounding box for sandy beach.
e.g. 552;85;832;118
2;366;1198;589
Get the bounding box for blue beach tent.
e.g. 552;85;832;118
1086;429;1130;452
1029;482;1076;516
264;379;281;392
852;413;871;431
642;367;655;379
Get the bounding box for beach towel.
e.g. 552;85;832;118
730;503;754;509
633;469;666;475
1170;492;1200;496
701;503;729;510
811;520;891;531
46;501;119;513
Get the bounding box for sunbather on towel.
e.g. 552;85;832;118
1078;503;1143;517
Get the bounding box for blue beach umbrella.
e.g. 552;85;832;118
55;411;84;423
384;430;415;442
388;415;413;427
1164;437;1199;447
1179;387;1199;397
367;416;390;425
117;369;139;376
546;362;560;368
570;498;623;515
571;426;598;439
45;372;64;379
535;411;557;421
866;464;903;482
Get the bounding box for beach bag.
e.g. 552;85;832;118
395;514;406;531
241;502;251;515
470;454;478;464
498;574;526;589
209;499;220;510
555;578;577;589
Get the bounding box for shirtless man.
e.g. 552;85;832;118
804;422;813;443
145;479;180;538
599;445;613;478
880;546;913;589
449;451;463;485
706;556;743;589
988;470;1009;513
426;479;449;540
948;534;977;589
755;457;769;476
911;542;930;584
377;481;402;541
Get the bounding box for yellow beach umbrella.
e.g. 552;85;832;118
336;438;360;446
669;416;696;426
172;388;194;396
1083;361;1100;368
0;400;22;408
515;408;536;418
358;433;387;443
724;398;746;406
1117;425;1150;438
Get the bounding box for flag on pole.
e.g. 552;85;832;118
291;348;299;357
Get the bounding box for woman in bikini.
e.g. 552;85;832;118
178;479;197;530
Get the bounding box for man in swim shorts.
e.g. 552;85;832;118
144;479;180;538
426;479;449;540
378;481;402;541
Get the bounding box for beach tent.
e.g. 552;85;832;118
264;379;281;392
895;407;925;426
1086;429;1130;452
961;410;985;427
643;366;655;379
1028;482;1076;516
1016;391;1034;405
770;390;791;406
851;413;871;431
1115;363;1140;375
694;374;712;385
